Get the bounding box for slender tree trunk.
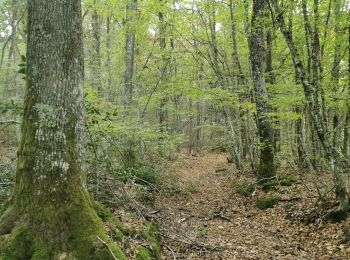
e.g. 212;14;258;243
265;29;275;85
2;0;19;99
331;0;341;149
344;22;350;157
106;15;112;96
0;1;125;258
229;0;244;83
124;0;137;109
159;0;169;133
251;0;276;179
91;0;102;95
295;110;305;167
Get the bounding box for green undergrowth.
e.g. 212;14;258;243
136;246;153;260
113;162;161;191
256;195;281;210
235;183;255;197
236;176;296;198
93;201;161;260
236;175;296;211
139;223;161;259
261;175;297;192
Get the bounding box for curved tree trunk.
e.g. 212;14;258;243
0;1;125;258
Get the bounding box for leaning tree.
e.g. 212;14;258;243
0;0;125;258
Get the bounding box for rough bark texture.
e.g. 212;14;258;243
251;0;276;179
0;1;126;258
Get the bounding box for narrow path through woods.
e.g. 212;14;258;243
156;153;350;259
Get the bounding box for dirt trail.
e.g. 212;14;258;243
157;153;350;259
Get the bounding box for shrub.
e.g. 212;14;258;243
113;162;161;191
235;183;255;197
256;196;280;210
280;175;297;186
261;181;279;192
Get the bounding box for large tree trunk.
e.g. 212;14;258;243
250;0;276;179
0;1;125;258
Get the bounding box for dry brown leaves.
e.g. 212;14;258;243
154;153;350;259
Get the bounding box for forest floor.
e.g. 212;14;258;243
2;141;350;259
153;153;350;259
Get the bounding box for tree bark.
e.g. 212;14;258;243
124;0;137;109
159;0;169;132
106;14;112;96
250;0;276;179
91;0;103;96
0;1;125;258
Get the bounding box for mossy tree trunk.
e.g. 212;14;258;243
0;1;125;259
250;0;276;180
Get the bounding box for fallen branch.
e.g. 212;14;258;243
96;236;118;260
159;233;223;252
0;120;20;125
278;197;302;202
256;175;278;184
213;212;231;222
164;245;177;260
0;120;20;131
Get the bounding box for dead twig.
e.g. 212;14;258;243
165;245;177;260
213;212;231;222
0;121;20;125
159;233;223;252
0;120;20;131
255;175;278;184
96;236;118;260
278;197;302;202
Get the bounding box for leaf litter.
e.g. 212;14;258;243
154;153;350;259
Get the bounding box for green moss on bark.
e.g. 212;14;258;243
0;194;127;259
257;143;276;180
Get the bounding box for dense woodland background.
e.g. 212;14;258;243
1;0;350;258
